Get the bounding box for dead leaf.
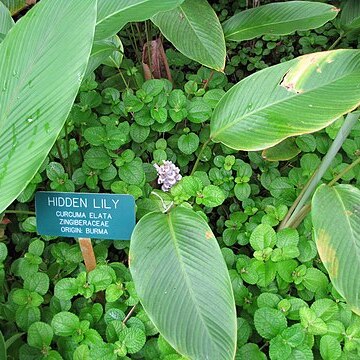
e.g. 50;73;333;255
142;38;172;81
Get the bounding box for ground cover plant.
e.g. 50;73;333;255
1;0;360;359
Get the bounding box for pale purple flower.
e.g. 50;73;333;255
154;160;182;192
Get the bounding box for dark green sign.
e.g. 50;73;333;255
35;192;135;240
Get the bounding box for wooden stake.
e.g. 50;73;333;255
78;238;96;272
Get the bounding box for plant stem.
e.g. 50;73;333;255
144;21;152;77
203;70;214;91
190;139;211;175
280;155;360;229
285;204;311;229
122;305;136;325
55;140;66;168
128;25;141;63
4;210;36;215
328;156;360;186
135;23;144;48
279;112;359;230
117;68;130;90
64;122;72;177
328;33;344;51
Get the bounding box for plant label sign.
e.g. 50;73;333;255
35;192;135;240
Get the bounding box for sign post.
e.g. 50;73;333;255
78;238;97;272
35;192;135;272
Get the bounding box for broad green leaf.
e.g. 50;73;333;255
282;324;305;347
299;307;328;335
152;0;226;71
28;239;44;256
24;272;49;295
130;207;236;360
54;278;78;301
171;176;203;201
340;0;360;30
119;158;145;185
312;184;360;314
0;242;8;262
237;318;252;347
88;265;116;291
0;1;14;40
0;331;5;360
210;50;360;151
302;267;328;293
13;289;34;305
187;98;212;123
250;224;276;251
102;35;123;68
5;332;25;350
16;307;41;331
254;308;287;340
291;346;314;360
51;311;80;337
223;1;339;42
85;36;122;78
234;183;251;201
105;283;123;302
237;344;266;360
104;309;125;324
320;335;342;360
27;322;53;349
257;293;281;309
0;0;28;15
200;185;226;207
262;138;301;161
269;336;291;360
0;0;96;213
73;345;91;360
84;147;111;169
311;299;338;322
118;327;146;354
95;0;184;41
178;133;199;154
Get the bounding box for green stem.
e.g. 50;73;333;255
203;70;214;90
279;170;314;230
144;21;152;77
328;33;344;51
279;155;360;229
55;140;66;168
4;210;36;215
64;122;72;177
135;23;144;48
190;139;211;175
117;68;130;90
328;156;360;186
279;112;359;230
107;57;130;90
285;204;311;229
122;305;136;325
128;25;141;63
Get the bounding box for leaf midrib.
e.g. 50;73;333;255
167;211;214;348
332;187;359;256
96;0;150;25
210;61;359;140
153;3;224;70
0;2;74;137
178;5;220;67
225;12;334;38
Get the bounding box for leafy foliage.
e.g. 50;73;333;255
1;0;360;359
130;207;236;359
0;0;97;213
223;1;338;42
152;0;226;71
